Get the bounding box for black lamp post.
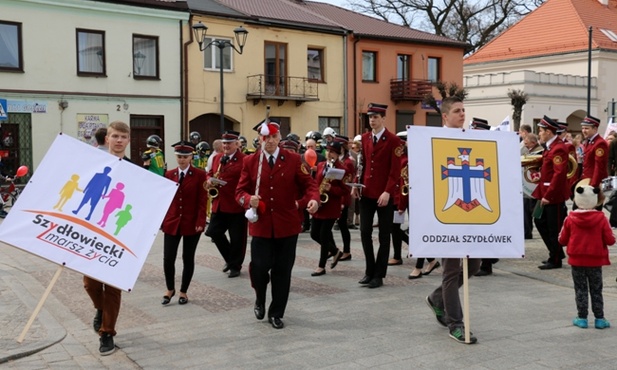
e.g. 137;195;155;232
192;21;248;135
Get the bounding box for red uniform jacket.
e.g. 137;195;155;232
559;210;614;267
207;150;245;214
581;134;609;188
360;129;403;199
161;166;207;235
531;137;570;203
236;149;319;238
394;155;408;212
314;160;352;220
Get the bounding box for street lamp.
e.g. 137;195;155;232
192;21;248;135
133;51;146;76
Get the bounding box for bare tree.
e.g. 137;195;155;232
508;89;528;132
348;0;544;53
423;81;468;115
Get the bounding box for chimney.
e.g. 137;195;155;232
598;0;609;6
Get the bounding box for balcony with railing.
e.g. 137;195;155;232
390;78;433;102
246;74;319;106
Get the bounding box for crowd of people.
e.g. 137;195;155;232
83;101;615;354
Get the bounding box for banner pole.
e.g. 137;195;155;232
17;265;64;343
462;257;471;344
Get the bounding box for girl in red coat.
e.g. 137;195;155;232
558;183;615;329
310;141;351;276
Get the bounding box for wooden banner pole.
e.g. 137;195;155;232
462;257;471;344
17;265;64;343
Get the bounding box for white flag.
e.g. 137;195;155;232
604;116;617;139
492;115;511;131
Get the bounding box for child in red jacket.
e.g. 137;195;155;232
559;183;615;329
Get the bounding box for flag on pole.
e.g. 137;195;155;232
491;115;511;131
604;116;617;139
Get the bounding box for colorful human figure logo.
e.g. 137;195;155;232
97;182;125;228
53;174;83;212
114;204;133;236
72;167;112;221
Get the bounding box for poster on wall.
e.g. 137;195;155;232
0;134;177;291
77;114;109;146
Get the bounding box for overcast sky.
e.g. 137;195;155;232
310;0;351;8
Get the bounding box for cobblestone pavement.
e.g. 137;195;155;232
2;221;617;369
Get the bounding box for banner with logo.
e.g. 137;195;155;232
0;134;177;291
408;126;524;258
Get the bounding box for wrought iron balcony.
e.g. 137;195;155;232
390;78;433;102
246;74;319;106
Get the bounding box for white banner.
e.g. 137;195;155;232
408;126;524;258
0;134;177;291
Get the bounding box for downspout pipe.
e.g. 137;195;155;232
353;35;361;135
183;14;196;140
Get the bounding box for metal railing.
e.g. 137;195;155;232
247;74;319;101
390;78;433;102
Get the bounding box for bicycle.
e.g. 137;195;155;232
0;165;29;218
0;177;22;216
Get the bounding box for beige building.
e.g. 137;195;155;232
187;0;346;144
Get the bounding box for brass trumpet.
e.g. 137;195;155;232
521;154;578;181
319;159;335;204
206;161;223;199
401;166;409;196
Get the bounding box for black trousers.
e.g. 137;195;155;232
523;197;536;238
206;211;247;271
163;233;201;293
336;206;351;253
311;218;339;268
359;197;394;279
249;235;298;319
534;202;566;265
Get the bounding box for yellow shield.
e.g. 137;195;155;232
432;138;500;224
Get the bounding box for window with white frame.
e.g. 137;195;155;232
428;57;440;82
362;51;377;82
0;21;22;71
318;117;341;133
203;37;233;71
77;29;105;76
133;35;158;78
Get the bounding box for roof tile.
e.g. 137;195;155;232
465;0;617;64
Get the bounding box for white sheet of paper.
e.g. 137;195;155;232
393;211;405;224
325;168;345;180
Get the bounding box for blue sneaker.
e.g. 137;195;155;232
595;318;610;329
573;317;588;328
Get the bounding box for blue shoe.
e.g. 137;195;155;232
595;318;610;329
573;317;588;328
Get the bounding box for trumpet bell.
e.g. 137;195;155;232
320;193;329;204
208;187;219;199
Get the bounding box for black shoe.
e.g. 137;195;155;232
311;269;326;276
541;260;548;265
524;235;533;240
368;277;383;288
99;333;116;356
161;289;175;305
358;275;371;284
422;261;441;276
449;327;477;344
268;317;284;329
408;272;423;280
339;253;352;261
228;269;240;278
178;296;189;305
93;309;102;333
333;224;340;231
222;264;230;273
254;302;265;320
474;270;492;276
348;224;357;230
330;251;343;269
538;262;562;270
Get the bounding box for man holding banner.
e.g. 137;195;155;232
425;97;481;344
83;121;131;355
